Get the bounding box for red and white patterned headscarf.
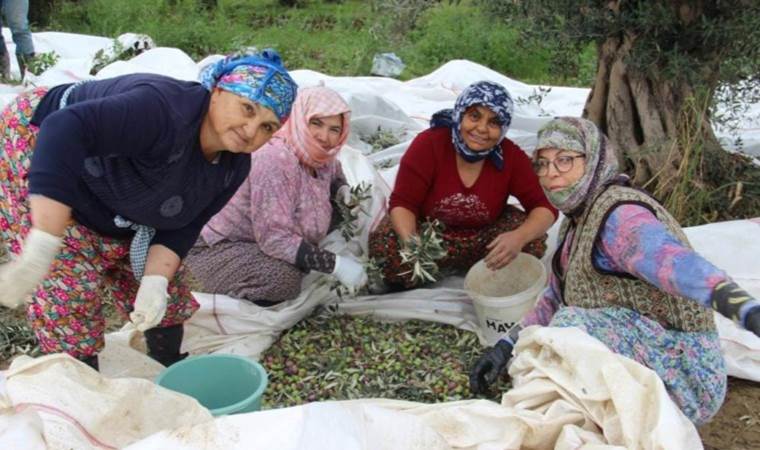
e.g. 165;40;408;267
274;85;351;169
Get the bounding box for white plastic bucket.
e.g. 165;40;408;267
464;253;547;345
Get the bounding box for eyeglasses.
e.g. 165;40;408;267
533;155;585;176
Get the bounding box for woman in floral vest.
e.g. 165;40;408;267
469;116;760;425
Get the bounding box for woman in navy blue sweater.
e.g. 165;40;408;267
0;49;297;370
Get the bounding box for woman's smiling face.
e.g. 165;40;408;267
308;114;344;150
205;88;281;154
459;105;503;151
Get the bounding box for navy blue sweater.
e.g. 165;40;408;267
29;73;251;258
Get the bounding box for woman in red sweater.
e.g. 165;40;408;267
369;81;557;289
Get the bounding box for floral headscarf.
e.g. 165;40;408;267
430;80;514;170
199;48;298;123
274;85;351;169
534;117;620;216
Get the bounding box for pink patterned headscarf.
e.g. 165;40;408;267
274;86;351;169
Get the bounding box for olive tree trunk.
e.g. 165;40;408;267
582;32;722;198
581;0;726;199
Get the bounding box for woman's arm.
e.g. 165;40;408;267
29;195;72;236
387;132;436;239
389;206;418;242
501;275;562;346
484;144;558;269
506;142;558;220
512;206;556;243
485;206;555;269
597;204;760;326
0;195;70;309
144;244;181;280
249;154;309;265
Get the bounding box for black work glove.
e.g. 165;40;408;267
469;340;514;396
745;307;760;338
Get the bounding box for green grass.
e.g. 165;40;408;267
46;0;595;85
400;5;550;81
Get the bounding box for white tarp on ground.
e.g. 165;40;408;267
0;29;759;449
1;326;703;450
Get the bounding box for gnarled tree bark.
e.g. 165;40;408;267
582;30;720;198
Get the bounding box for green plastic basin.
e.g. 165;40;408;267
156;354;268;416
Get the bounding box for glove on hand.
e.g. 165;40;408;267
745;307;760;338
469;340;514;395
336;184;352;205
331;255;368;292
130;275;169;332
0;228;62;309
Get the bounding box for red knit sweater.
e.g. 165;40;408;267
389;127;557;230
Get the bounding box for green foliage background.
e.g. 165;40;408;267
34;0;595;85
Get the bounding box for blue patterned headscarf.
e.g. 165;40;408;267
430;80;514;170
199;48;298;123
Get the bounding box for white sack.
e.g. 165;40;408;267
1;354;212;449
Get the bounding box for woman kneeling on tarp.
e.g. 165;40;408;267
0;49;297;370
470;116;760;425
186;85;368;305
369;81;557;290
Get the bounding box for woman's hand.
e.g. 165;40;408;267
130;275;169;331
469;340;514;395
484;231;525;270
0;195;72;308
389;206;417;243
129;245;179;330
0;229;63;309
332;255;368;294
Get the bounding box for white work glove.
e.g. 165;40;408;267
335;184;351;204
335;184;360;214
130;275;169;332
0;228;62;309
331;255;368;292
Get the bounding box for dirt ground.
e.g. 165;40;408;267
700;378;760;450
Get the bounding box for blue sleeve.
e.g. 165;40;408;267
29;86;172;208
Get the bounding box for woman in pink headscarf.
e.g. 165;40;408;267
185;86;367;305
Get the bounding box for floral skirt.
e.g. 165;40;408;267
368;205;547;289
0;88;198;359
550;306;727;426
